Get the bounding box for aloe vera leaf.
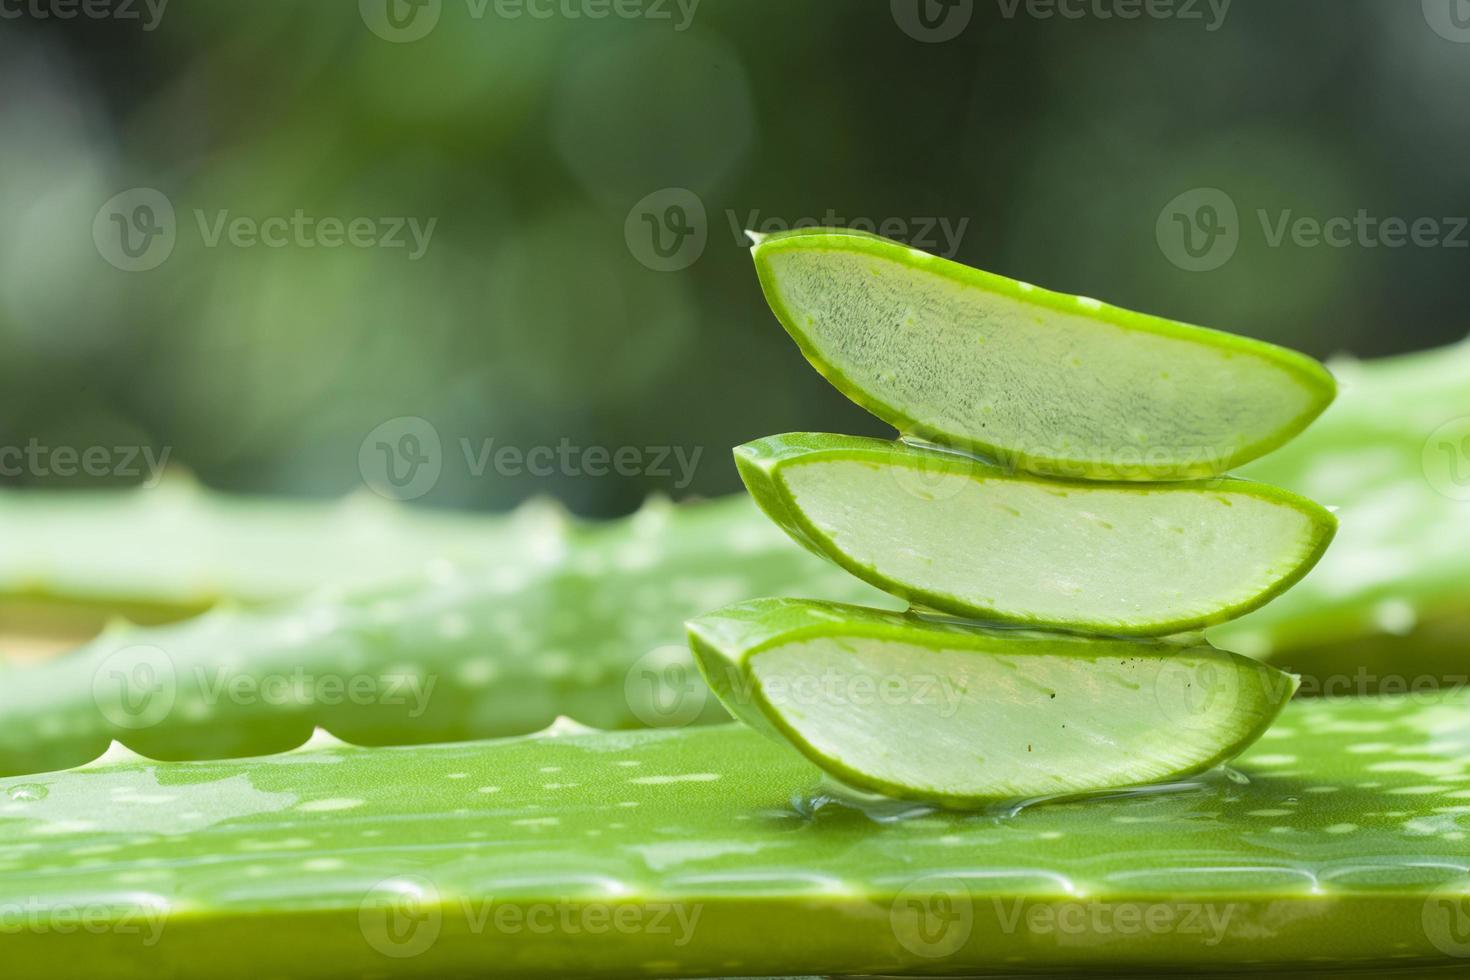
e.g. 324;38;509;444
687;598;1296;807
1212;339;1470;685
4;691;1468;978
0;474;546;627
0;496;894;776
736;432;1337;636
752;227;1336;481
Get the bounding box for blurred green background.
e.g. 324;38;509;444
2;0;1467;515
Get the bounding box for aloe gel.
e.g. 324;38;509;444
687;599;1297;807
752;228;1336;480
736;433;1336;636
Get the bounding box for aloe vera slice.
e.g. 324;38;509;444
753;228;1336;480
0;496;894;776
3;690;1466;978
737;433;1336;635
687;599;1296;807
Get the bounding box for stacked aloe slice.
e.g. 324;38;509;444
688;228;1340;808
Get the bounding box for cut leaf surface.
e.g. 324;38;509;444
737;433;1337;635
753;228;1336;480
688;599;1297;807
2;691;1465;978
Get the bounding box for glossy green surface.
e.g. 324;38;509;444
0;475;534;625
0;496;894;776
752;228;1335;481
687;599;1296;806
1;691;1468;978
735;432;1336;636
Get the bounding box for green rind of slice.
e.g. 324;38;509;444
687;598;1298;808
735;433;1338;636
752;227;1336;481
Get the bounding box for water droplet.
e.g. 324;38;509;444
7;785;47;802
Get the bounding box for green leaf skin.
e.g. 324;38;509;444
2;692;1467;978
687;598;1297;807
0;475;543;628
0;496;895;777
736;432;1337;636
752;227;1336;481
1212;339;1470;688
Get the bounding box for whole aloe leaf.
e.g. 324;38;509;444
0;475;543;626
0;496;893;776
1213;338;1470;688
1;690;1466;978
